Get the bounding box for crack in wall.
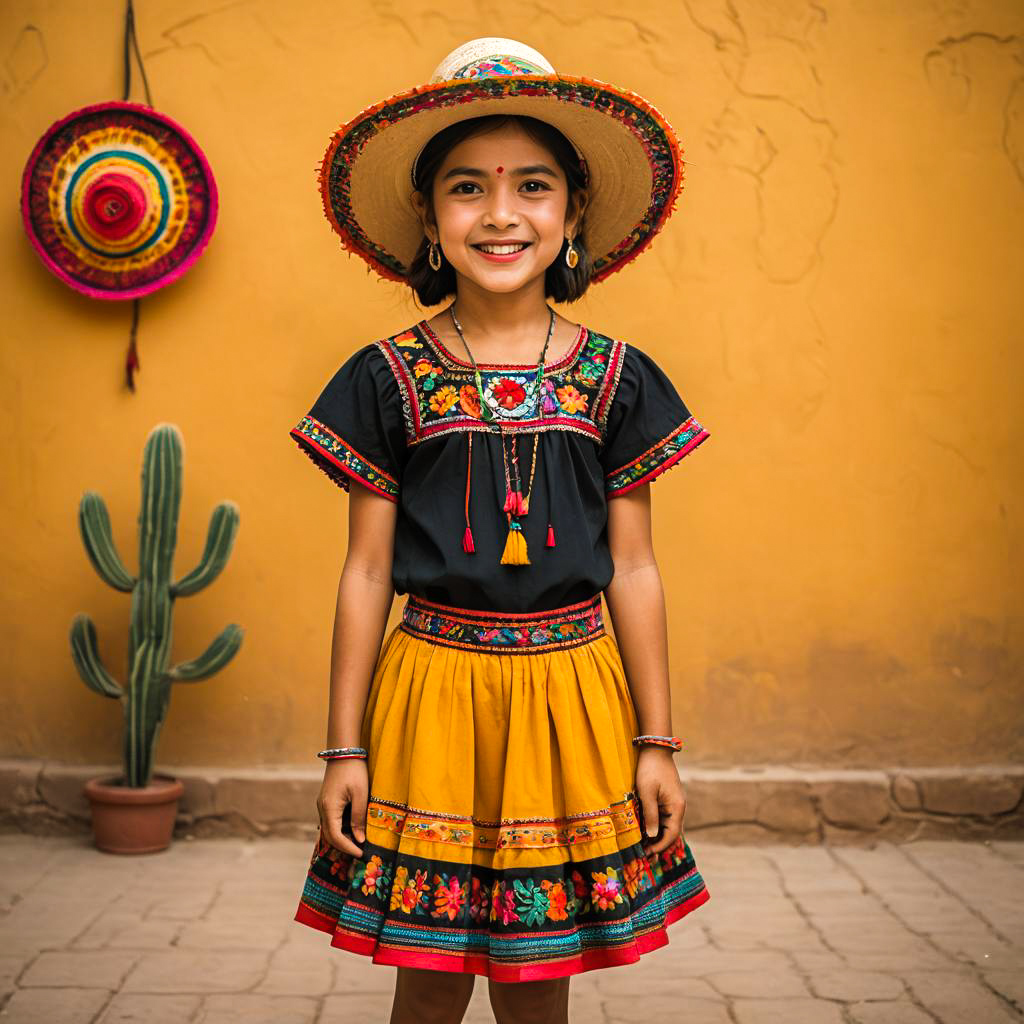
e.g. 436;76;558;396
4;24;48;97
923;32;1024;186
142;0;260;69
683;0;840;286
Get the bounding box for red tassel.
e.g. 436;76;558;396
463;433;475;554
503;486;514;512
546;523;555;547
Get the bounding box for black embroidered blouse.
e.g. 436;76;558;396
290;319;710;613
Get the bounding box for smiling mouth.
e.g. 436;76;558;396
472;242;532;254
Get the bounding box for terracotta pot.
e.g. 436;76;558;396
84;773;185;854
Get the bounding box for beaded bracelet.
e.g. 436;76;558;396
317;746;367;761
632;734;683;752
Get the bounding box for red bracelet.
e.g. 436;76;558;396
632;734;683;752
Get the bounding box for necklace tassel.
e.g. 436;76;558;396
500;520;530;564
447;304;555;569
541;429;556;548
463;432;475;555
504;487;528;516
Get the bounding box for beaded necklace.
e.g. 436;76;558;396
449;302;556;565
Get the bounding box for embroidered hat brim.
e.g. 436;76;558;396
319;42;684;286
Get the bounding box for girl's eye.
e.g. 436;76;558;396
449;180;552;194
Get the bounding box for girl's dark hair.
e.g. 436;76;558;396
407;115;592;307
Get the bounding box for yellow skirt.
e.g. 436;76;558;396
294;593;711;982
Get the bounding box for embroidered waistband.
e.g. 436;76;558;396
400;594;605;653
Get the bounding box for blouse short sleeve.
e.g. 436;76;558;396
289;343;406;503
601;344;710;498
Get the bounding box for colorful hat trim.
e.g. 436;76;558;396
318;50;684;286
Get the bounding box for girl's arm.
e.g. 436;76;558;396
604;483;672;738
325;483;398;748
318;483;398;854
603;483;686;855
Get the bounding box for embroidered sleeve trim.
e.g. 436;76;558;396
605;416;710;497
290;414;399;503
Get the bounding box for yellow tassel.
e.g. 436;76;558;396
499;524;530;564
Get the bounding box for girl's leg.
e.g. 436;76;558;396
388;966;476;1024
487;975;571;1024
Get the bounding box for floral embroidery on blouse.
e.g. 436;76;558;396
374;321;626;447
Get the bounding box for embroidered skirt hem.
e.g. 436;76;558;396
293;593;712;982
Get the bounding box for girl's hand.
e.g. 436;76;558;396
317;758;368;858
635;746;686;856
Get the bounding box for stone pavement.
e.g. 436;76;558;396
0;835;1022;1023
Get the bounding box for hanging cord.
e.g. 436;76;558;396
462;432;475;553
508;430;525;512
125;300;141;392
519;430;539;515
122;0;152;392
122;0;153;106
542;429;556;547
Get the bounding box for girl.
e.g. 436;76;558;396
290;37;712;1024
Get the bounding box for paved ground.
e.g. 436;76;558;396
0;835;1022;1023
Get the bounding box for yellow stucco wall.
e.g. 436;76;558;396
1;1;1021;770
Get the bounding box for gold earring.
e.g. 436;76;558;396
565;237;578;269
428;240;442;271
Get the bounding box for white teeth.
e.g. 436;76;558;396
477;243;528;254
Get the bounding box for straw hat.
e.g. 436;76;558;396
319;36;684;285
21;101;218;300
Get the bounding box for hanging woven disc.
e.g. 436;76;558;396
20;100;218;301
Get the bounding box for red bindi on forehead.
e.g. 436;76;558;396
496;166;504;174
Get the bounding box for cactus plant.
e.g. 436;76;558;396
71;423;243;788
